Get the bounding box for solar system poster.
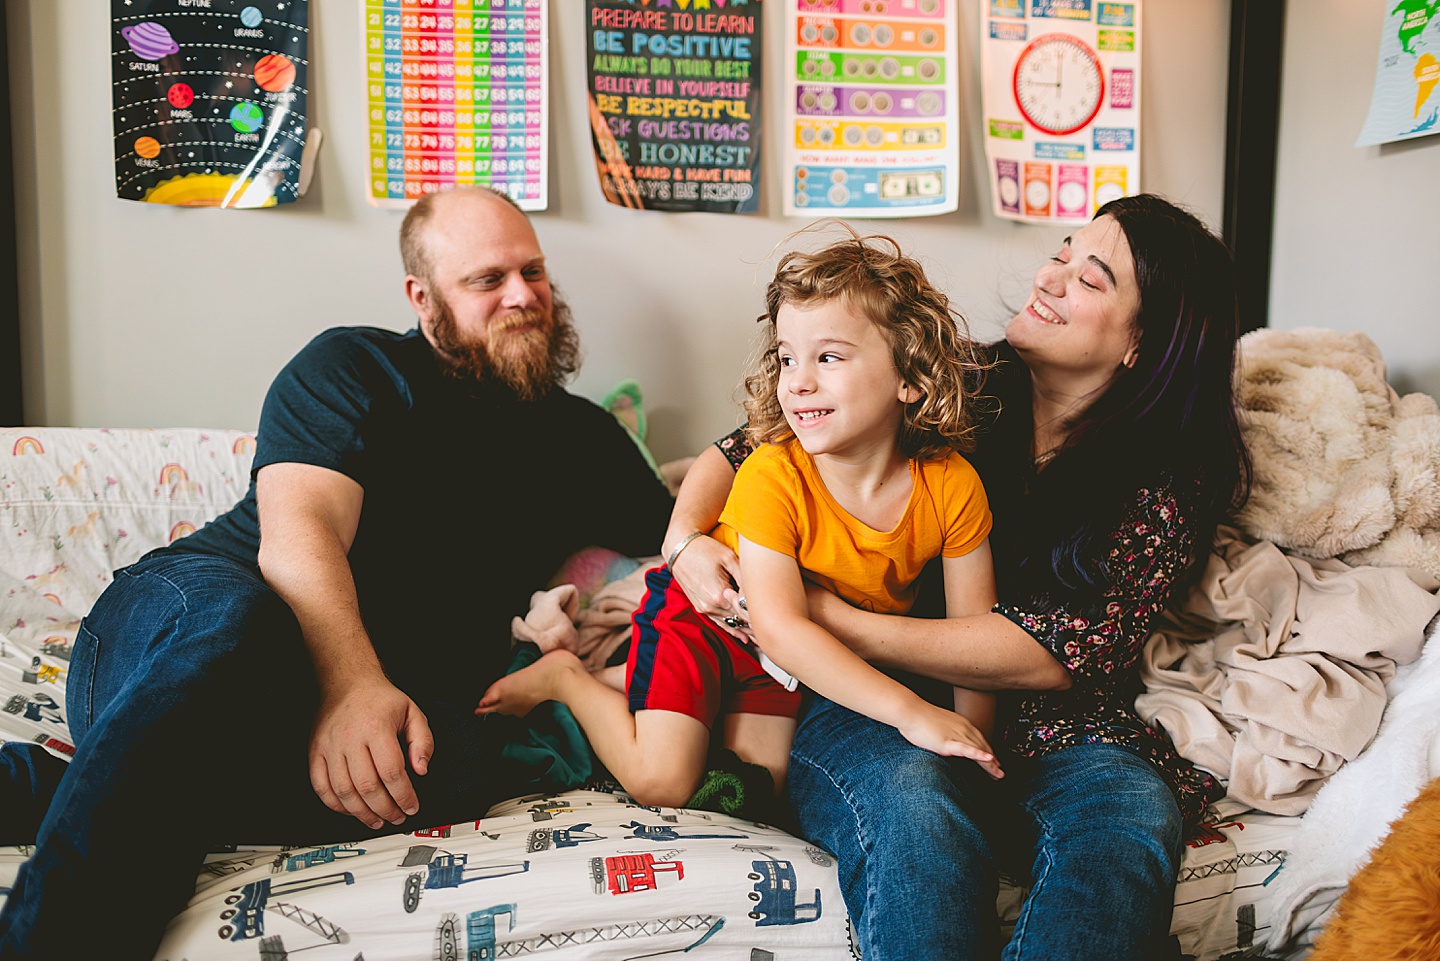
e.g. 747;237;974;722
585;0;763;214
113;1;310;208
980;0;1142;224
364;0;549;211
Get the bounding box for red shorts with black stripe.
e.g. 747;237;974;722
626;566;801;726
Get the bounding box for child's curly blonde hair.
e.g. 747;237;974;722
743;225;990;461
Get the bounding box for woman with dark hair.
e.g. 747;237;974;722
663;194;1252;959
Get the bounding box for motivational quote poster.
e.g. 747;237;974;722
586;0;764;214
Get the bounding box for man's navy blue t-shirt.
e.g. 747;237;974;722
172;326;673;695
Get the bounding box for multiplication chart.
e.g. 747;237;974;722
363;0;548;209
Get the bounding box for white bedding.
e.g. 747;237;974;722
156;788;855;960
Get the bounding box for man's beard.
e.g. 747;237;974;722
429;293;579;401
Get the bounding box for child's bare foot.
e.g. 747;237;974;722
476;649;583;717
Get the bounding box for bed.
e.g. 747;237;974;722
2;408;1433;960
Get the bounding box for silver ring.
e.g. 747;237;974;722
722;615;743;629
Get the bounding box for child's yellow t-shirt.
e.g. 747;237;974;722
716;440;992;614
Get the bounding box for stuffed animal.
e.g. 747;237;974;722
1307;774;1440;960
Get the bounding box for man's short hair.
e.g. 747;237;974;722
399;186;525;286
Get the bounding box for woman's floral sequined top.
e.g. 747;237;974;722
991;473;1222;827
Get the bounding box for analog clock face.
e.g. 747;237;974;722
1012;34;1105;136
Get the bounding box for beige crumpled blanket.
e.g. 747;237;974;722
1137;527;1440;815
511;561;654;671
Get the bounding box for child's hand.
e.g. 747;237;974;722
898;703;1005;779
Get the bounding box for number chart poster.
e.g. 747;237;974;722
364;0;548;210
784;0;960;220
981;0;1141;224
112;1;310;208
586;1;763;214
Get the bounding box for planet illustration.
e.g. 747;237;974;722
230;102;264;133
167;83;194;109
254;54;296;92
240;6;264;28
121;22;179;61
134;136;161;159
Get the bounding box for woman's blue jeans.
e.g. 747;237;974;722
0;551;531;961
789;696;1183;961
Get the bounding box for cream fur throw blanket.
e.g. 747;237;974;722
1234;327;1440;579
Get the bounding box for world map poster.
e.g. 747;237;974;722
112;0;311;208
1357;0;1440;146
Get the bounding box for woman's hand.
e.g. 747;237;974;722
897;701;1005;780
668;534;751;641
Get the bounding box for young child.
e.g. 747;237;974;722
477;229;1001;808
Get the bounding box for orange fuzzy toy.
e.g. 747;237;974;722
1308;775;1440;961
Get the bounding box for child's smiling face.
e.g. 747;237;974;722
775;298;918;459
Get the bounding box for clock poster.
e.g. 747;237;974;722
112;0;311;208
980;0;1141;224
783;0;960;219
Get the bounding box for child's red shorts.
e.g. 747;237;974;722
626;566;801;726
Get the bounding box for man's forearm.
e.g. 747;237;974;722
258;527;385;694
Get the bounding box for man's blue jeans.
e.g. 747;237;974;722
0;551;531;961
789;696;1183;961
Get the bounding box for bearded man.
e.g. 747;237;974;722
0;187;674;961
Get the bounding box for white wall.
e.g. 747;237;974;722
9;0;1231;461
1269;0;1440;398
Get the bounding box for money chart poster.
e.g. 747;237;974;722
112;1;310;208
585;1;763;214
364;0;549;210
783;0;960;219
981;0;1141;224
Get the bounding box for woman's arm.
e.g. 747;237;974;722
808;590;1073;690
741;537;1003;777
663;443;748;637
811;477;1204;693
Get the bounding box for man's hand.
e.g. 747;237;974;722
668;534;751;641
897;701;1005;780
308;677;435;830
